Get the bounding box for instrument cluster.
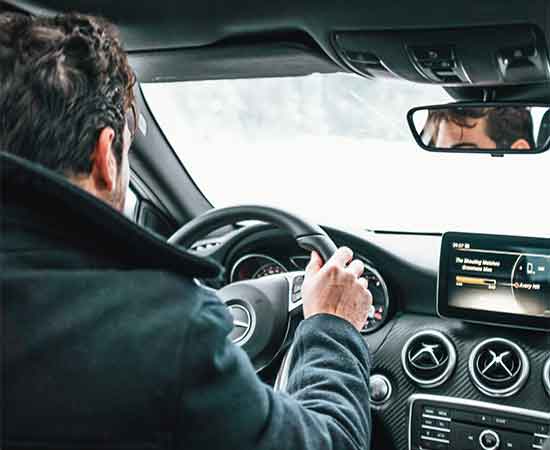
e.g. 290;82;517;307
229;252;390;333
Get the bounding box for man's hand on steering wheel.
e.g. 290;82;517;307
167;204;374;372
303;247;373;331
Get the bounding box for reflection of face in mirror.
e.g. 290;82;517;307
423;107;535;150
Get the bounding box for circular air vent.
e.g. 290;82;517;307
469;338;529;397
544;357;550;398
401;330;457;388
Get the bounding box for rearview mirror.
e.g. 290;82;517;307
407;103;550;155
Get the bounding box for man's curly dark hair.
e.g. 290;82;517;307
0;12;135;175
427;107;535;149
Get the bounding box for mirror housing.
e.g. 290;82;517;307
407;102;550;156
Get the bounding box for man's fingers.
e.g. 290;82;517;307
357;276;369;291
347;259;365;278
326;246;354;268
305;251;323;277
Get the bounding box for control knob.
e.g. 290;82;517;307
369;374;392;405
479;429;500;450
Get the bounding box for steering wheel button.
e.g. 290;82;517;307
292;276;304;293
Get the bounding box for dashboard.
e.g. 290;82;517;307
195;224;550;450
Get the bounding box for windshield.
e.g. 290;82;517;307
142;73;550;237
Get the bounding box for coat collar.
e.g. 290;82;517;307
1;151;222;279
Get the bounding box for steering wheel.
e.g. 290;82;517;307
168;205;337;373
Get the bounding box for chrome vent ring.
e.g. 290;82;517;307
544;357;550;398
469;338;529;398
401;330;457;388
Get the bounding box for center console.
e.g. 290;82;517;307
409;394;550;450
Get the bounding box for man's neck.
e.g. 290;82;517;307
67;173;111;207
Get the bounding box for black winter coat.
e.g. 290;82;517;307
1;152;372;450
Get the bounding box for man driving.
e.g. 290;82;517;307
1;12;373;450
423;107;535;149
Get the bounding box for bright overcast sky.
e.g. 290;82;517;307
142;73;550;237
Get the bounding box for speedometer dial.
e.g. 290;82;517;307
230;254;287;282
361;264;390;333
252;263;287;279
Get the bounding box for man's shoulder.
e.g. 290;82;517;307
1;151;223;279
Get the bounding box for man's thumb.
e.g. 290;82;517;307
305;251;323;276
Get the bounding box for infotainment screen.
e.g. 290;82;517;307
438;232;550;331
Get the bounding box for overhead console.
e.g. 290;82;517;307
333;25;550;86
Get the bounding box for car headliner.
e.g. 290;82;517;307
5;0;550;101
4;0;550;225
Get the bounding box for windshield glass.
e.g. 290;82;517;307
142;73;550;237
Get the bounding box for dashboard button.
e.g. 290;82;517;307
478;414;494;425
479;429;500;450
435;431;449;440
424;407;436;415
500;431;521;449
493;416;510;427
420;441;449;450
369;374;392;405
452;423;476;450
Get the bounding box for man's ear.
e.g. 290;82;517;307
90;127;118;192
510;138;531;150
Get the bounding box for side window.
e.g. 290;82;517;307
124;185;140;220
124;180;176;237
138;200;176;238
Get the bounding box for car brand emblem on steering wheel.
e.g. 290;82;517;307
227;303;253;345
